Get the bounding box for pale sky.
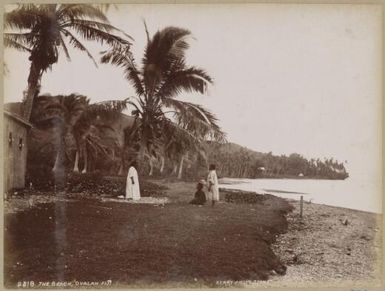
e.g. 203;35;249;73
3;4;383;183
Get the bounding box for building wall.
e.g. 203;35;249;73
4;115;29;193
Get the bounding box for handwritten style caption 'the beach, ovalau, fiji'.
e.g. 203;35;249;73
17;280;112;288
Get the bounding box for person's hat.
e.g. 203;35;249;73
199;179;206;185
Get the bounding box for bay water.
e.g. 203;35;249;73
219;177;382;213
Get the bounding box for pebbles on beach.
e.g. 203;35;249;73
247;200;382;288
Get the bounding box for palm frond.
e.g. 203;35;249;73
143;19;150;43
67;23;131;50
82;99;129;123
58;4;109;23
61;28;97;66
143;26;191;72
4;32;34;48
128;100;143;116
30;93;89;125
4;35;32;52
63;19;133;41
101;48;145;96
156;66;213;99
94;99;129;112
4;4;41;30
59;35;71;60
85;133;109;158
161;119;209;160
163;99;226;142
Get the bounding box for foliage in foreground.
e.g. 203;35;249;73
24;170;168;197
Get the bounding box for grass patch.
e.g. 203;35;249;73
4;181;293;287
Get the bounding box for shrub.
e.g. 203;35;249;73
221;189;267;204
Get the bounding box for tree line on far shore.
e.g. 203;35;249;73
206;143;349;180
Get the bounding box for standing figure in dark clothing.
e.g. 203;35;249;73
190;180;207;205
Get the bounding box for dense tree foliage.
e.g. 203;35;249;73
206;143;349;180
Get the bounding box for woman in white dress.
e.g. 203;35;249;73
126;161;141;200
207;164;219;207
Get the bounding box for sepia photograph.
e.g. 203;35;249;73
2;1;384;289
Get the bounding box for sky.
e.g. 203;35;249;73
3;3;383;184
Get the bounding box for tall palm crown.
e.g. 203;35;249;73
101;26;225;158
4;4;132;120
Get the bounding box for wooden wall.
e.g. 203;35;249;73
3;115;29;194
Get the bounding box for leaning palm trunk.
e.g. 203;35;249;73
149;158;154;176
52;150;61;173
82;148;88;174
177;155;185;179
73;150;80;172
160;156;165;173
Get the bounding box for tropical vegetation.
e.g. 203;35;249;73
4;4;348;190
100;25;226;176
207;143;349;180
4;3;132;121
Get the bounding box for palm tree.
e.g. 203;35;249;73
31;94;130;175
72;99;131;174
4;4;132;121
101;26;225;169
31;94;89;172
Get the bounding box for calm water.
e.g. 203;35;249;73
219;177;382;213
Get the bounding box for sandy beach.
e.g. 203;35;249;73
3;180;382;288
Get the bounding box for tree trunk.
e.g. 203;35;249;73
52;128;66;189
172;162;178;175
53;150;61;173
138;146;146;166
118;162;124;176
53;126;65;173
81;145;87;174
160;156;165;173
23;60;43;120
149;157;154;176
177;155;185;179
73;150;79;172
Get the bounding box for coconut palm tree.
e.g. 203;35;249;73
31;94;89;172
101;26;225;169
72;99;131;174
31;94;130;174
4;3;132;121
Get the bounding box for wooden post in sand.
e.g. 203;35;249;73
300;195;303;218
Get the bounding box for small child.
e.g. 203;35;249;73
190;180;207;205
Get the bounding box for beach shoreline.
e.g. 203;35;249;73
250;200;383;288
3;180;382;287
